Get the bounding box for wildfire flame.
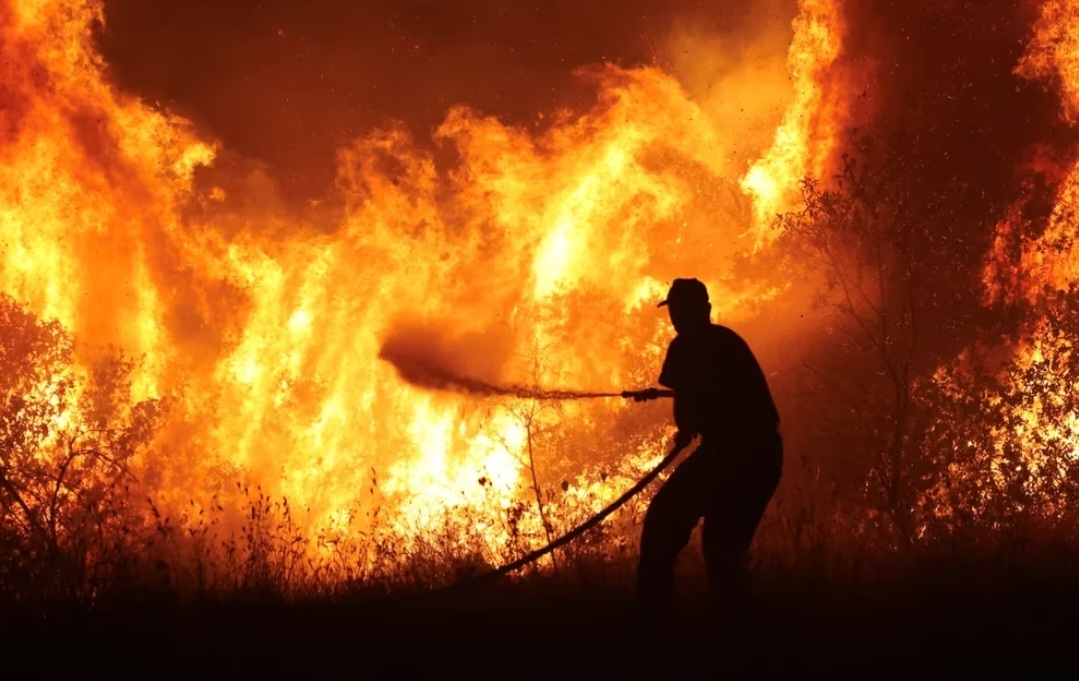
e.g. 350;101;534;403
740;0;845;244
0;0;841;573
971;0;1079;502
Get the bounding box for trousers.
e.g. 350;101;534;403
636;430;782;608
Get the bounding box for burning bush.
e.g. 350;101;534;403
0;294;167;604
920;292;1079;531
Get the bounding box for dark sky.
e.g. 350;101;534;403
95;0;784;203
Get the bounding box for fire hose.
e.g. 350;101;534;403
440;388;687;592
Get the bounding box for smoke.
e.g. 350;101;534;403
659;0;797;150
378;324;623;400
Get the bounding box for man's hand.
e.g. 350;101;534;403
628;388;661;402
673;430;695;449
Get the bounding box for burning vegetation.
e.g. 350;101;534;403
2;0;1079;612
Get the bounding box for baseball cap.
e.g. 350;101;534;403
657;278;710;308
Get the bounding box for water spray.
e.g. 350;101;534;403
378;342;673;401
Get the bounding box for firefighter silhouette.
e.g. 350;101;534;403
633;278;783;612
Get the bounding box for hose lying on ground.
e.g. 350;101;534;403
439;436;692;593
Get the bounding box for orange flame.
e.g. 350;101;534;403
996;0;1079;304
1;0;846;570
963;0;1079;505
740;0;846;245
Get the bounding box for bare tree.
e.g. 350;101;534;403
487;333;567;571
505;397;563;565
777;136;940;543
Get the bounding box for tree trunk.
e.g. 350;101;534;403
524;424;558;571
887;390;913;547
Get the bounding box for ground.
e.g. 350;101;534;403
5;561;1077;679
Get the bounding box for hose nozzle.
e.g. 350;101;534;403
622;388;675;401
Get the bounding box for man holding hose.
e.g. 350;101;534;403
632;278;783;614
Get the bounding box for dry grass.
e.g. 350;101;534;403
3;466;1078;603
2;457;1078;678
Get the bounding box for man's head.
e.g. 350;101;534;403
658;278;711;334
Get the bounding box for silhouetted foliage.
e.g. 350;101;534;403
0;294;167;604
778;135;939;543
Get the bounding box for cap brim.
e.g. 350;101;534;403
657;300;669;308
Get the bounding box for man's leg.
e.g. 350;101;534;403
701;434;783;616
636;454;710;611
700;514;753;617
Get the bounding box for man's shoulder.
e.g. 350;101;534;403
708;323;746;345
708;325;759;362
669;325;748;355
665;331;691;351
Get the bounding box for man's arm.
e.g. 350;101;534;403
658;339;698;443
626;339;681;401
657;336;680;390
